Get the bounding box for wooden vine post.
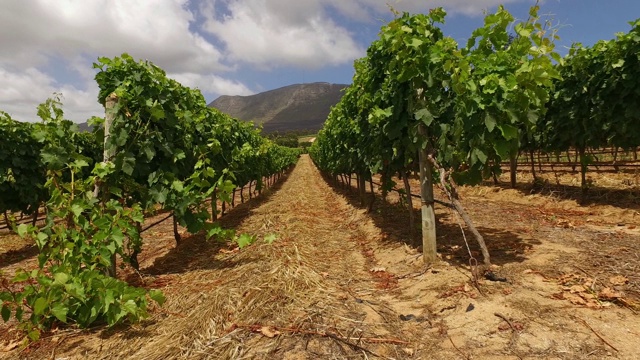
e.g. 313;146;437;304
418;124;437;264
358;173;366;206
103;92;118;277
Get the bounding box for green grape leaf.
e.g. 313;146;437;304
264;233;278;244
1;305;10;322
485;113;497;132
33;297;48;315
149;290;166;306
51;303;69;323
236;234;256;249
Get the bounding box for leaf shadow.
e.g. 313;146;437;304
321;172;541;267
0;244;39;268
138;168;293;277
489;172;640;211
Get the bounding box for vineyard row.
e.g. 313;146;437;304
0;54;300;337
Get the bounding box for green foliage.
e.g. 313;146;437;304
541;18;640;188
311;5;560;186
544;18;640;152
298;141;313;152
93;54;300;232
263;233;278;244
235;233;257;249
0;143;160;337
1;53;301;339
271;134;299;148
92;53;300;254
450;4;559;182
0;112;46;217
0;96;102;219
1;267;158;337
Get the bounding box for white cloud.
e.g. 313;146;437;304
0;0;225;73
202;0;527;69
202;0;365;69
0;66;101;123
169;72;255;96
0;0;249;123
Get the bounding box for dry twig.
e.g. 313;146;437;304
494;312;517;332
448;335;470;360
325;331;391;359
576;317;619;353
396;265;431;279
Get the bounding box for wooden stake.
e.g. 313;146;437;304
102;93;118;278
418;124;437;263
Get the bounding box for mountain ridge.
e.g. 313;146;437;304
208;82;347;133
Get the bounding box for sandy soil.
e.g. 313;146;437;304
1;155;639;359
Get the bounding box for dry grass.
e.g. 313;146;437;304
3;156;640;359
3;156;422;359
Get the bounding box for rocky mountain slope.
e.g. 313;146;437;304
208;82;347;133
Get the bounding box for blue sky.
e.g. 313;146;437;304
1;0;639;123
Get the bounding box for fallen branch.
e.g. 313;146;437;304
396;265;431;279
574;265;594;278
448;335;470;360
494;312;516;332
325;331;390;359
495;313;524;359
576;317;619;353
343;290;391;323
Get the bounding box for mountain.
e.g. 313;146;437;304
77;122;94;132
208;82;347;133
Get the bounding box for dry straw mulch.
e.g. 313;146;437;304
6;155;640;360
9;155;419;360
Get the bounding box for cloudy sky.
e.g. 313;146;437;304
1;0;639;123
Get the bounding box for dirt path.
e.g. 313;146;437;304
3;155;640;359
